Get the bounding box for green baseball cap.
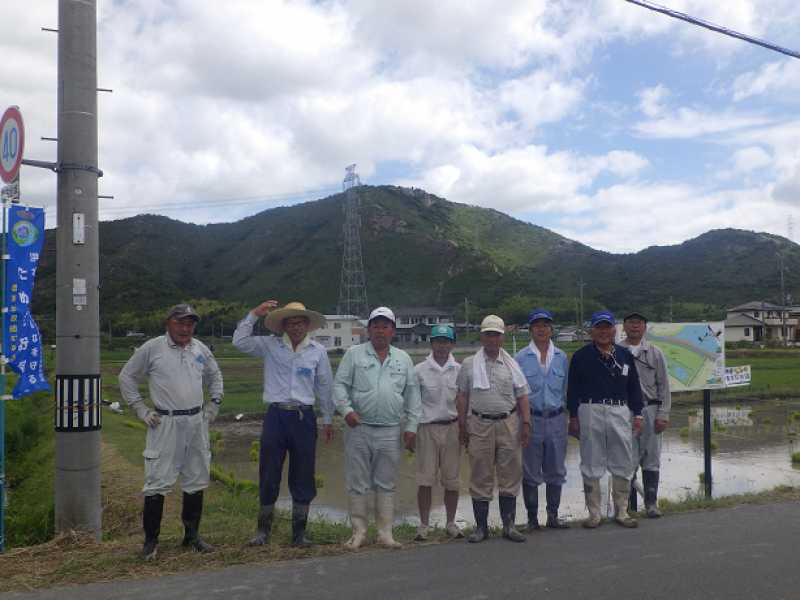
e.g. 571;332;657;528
430;324;455;341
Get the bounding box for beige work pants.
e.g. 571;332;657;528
467;412;522;500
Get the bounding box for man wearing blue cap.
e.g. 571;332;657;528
515;309;570;531
414;324;463;541
567;310;644;529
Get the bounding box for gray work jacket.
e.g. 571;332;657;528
620;338;671;420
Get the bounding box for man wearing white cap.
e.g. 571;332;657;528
620;311;671;518
334;306;421;549
414;324;463;541
119;303;224;561
233;300;334;547
456;314;530;544
567;310;644;529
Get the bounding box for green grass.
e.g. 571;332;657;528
792;452;800;465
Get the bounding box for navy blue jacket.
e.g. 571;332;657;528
566;343;643;418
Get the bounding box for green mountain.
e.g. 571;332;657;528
30;185;800;329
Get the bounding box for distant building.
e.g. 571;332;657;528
554;327;582;343
393;307;455;343
313;315;364;350
725;301;797;342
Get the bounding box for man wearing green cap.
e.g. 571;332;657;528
414;324;463;541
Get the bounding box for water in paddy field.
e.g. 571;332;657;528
212;399;800;527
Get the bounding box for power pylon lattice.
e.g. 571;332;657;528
337;164;369;317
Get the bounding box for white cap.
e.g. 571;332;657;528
480;314;505;334
368;306;396;324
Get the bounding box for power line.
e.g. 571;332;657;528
97;185;341;215
624;0;800;60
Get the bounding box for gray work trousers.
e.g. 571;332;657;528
522;412;567;487
344;424;402;495
632;403;662;473
578;403;633;481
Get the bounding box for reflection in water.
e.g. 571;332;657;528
213;400;800;527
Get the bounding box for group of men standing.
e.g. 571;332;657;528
119;299;670;559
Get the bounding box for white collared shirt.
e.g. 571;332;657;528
528;340;555;374
233;312;335;423
414;353;461;423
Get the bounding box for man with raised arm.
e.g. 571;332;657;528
233;300;334;547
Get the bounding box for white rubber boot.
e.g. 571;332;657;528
375;492;402;549
612;476;638;528
344;494;368;550
583;478;602;529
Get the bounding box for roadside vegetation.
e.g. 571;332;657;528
3;340;800;592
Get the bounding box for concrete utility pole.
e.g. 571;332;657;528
54;0;102;537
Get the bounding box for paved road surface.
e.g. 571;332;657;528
3;502;799;600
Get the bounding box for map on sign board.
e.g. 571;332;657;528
618;322;725;392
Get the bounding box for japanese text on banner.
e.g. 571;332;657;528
4;206;49;398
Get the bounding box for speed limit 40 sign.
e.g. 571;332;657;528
0;106;25;184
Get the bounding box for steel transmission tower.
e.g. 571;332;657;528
336;165;368;317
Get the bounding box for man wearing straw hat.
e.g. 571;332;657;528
233;299;334;547
456;314;531;544
119;303;224;561
334;306;421;550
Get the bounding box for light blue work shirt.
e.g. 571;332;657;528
515;342;568;413
232;312;335;424
333;342;421;433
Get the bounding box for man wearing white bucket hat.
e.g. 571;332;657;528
456;314;530;544
233;299;334;547
334;306;421;549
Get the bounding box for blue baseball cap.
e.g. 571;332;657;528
430;324;456;341
526;309;553;326
590;310;615;327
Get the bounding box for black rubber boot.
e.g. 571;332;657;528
522;483;539;532
141;494;164;561
545;485;569;529
499;495;526;543
291;503;312;547
181;491;214;552
249;504;275;546
467;499;490;543
643;470;662;518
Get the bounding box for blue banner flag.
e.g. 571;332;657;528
4;206;49;398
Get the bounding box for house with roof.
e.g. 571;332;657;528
393;307;456;343
725;301;797;342
313;315;365;350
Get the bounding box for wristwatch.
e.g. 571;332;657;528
211;397;222;405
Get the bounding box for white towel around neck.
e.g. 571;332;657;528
472;347;528;390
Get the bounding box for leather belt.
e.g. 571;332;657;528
472;406;517;420
581;398;627;406
532;406;564;418
645;400;662;406
155;406;201;416
425;417;458;425
270;402;313;411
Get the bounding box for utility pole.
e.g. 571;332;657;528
778;252;788;347
54;0;102;537
578;279;586;336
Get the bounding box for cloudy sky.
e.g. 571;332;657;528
3;1;800;253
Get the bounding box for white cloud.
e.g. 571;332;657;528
733;60;800;101
634;107;772;139
732;146;771;173
638;84;669;118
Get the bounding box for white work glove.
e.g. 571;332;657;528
134;403;161;428
204;400;220;423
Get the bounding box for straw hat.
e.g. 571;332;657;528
264;301;326;334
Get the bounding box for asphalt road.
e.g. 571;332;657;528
4;501;799;600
